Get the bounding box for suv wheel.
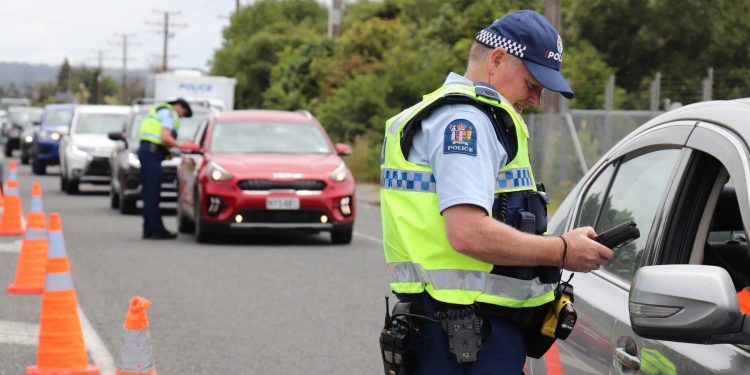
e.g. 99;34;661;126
119;194;137;214
177;196;195;233
110;188;120;209
331;224;353;244
31;158;46;175
4;143;12;157
65;178;79;195
194;188;216;243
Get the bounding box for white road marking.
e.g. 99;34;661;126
0;241;20;253
354;231;382;244
0;313;116;374
0;320;38;346
79;307;117;375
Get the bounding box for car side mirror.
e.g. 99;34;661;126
108;131;127;149
181;142;202;154
629;265;750;344
335;143;352;156
108;131;124;141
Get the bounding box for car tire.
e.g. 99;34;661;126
194;188;215;243
331;224;354;245
110;188;120;209
20;152;29;165
60;175;67;191
119;195;137;215
65;178;79;195
4;143;12;157
31;158;45;175
177;197;195;234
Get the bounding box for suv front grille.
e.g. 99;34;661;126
237;179;326;191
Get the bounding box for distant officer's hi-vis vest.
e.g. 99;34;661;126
380;82;556;308
139;103;181;146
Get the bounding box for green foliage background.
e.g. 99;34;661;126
210;0;750;184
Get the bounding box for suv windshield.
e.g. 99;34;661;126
209;121;331;154
8;107;42;127
44;108;73;127
74;113;128;135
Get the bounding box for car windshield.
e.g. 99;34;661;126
74;113;128;135
44;108;73;127
129;111;207;141
8;107;42;127
209;120;331;154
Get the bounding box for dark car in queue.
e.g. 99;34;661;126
177;110;355;243
108;100;217;214
524;99;750;374
3;106;42;157
25;104;75;174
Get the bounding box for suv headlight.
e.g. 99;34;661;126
40;131;61;141
206;161;232;182
128;152;141;168
330;162;348;182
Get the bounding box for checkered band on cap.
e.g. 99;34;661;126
476;29;527;58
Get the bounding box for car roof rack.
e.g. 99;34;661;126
295;109;314;119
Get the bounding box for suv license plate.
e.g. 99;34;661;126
266;197;300;210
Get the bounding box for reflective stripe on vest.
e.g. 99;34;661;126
381;168;436;192
45;272;73;292
496;167;534;190
119;328;155;373
389;262;554;302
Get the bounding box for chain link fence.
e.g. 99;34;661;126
523;110;663;209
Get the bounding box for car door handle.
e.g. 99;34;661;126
614;347;641;371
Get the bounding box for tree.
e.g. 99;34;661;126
56;59;72;94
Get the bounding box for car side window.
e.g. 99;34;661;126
576;149;682;283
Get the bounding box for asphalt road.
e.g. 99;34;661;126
0;160;390;374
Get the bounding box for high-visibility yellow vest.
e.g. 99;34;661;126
381;82;555;308
139;103;181;145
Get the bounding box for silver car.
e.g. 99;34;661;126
526;99;750;374
59;105;131;194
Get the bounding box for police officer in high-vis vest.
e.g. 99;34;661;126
379;10;614;374
139;98;192;240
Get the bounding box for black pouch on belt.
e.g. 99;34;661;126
522;283;576;358
436;304;483;363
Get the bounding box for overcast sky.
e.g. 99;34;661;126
0;0;241;71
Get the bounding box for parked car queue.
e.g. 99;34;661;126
3;100;357;245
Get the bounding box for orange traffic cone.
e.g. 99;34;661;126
116;297;157;375
0;180;24;235
29;182;44;213
7;211;47;294
7;160;18;183
27;213;99;375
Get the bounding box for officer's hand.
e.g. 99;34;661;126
560;227;614;272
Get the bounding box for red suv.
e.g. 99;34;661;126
176;110;355;243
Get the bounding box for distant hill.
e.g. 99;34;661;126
0;62;152;90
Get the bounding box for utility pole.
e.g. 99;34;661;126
236;0;240;13
90;50;106;104
112;33;136;104
543;0;562;114
148;10;185;72
328;0;343;38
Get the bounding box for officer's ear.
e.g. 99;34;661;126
489;47;508;69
